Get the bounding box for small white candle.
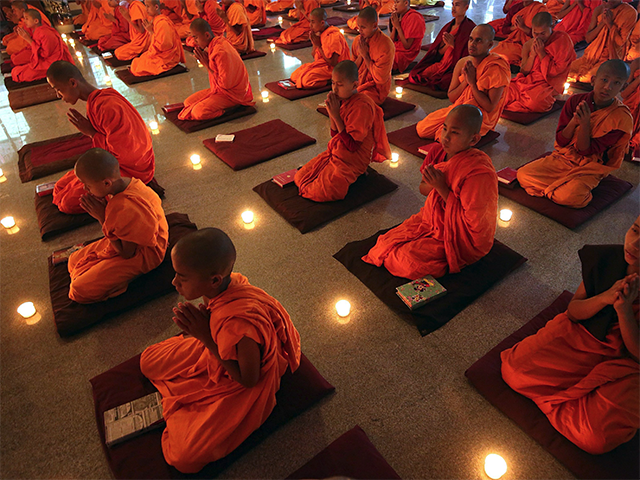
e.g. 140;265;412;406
241;210;254;224
149;121;158;131
75;51;82;58
17;302;36;319
197;59;203;67
391;152;399;163
395;86;403;94
0;168;3;177
278;16;283;22
347;0;351;4
484;454;507;480
69;39;75;46
62;33;67;39
499;209;513;222
340;28;345;35
335;300;351;317
1;216;16;229
190;154;201;165
270;42;276;50
261;90;269;99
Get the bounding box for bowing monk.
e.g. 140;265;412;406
504;12;575;113
66;148;168;304
363;105;498;280
140;228;301;473
407;0;475;92
416;24;510;140
275;0;320;45
555;0;600;45
621;59;639;159
245;0;266;27
491;0;547;65
290;8;350;88
82;0;114;41
217;0;254;54
294;60;391;202
502;218;639;455
517;60;632;208
130;0;185;76
114;0;151;61
47;61;156;215
390;0;426;73
97;0;131;52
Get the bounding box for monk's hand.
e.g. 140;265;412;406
390;13;401;30
514;15;525;31
172;302;213;345
443;32;455;49
326;92;341;117
142;18;153;33
119;6;131;21
603;8;614;27
360;37;370;59
532;37;546;58
613;274;639;314
195;0;205;12
463;60;477;86
15;27;32;43
422;165;447;195
574;100;591;128
80;194;107;222
194;46;209;66
67;109;98;137
104;12;116;22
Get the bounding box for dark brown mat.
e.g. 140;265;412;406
163;105;257;133
253;25;284;40
569;81;593;92
500;99;565;125
333;5;360;12
4;76;48;91
395;77;448;98
273;39;313;50
317;96;416;121
18;133;93;182
104;55;133;67
241;50;267;59
266;79;331;99
8;82;59;111
115;64;188;85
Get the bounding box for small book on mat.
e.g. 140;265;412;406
396;275;447;310
102;51;113;59
272;168;298;188
51;244;85;265
278;80;296;90
215;134;235;142
418;144;433;156
497;167;518;188
36;181;56;197
104;392;165;447
162;103;184;113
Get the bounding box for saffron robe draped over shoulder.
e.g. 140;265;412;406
3;4;51;57
82;0;114;40
544;0;565;19
114;0;152;60
623;68;639;156
362;143;498;280
275;0;320;44
625;17;640;61
352;29;395;105
294;92;391;202
140;273;301;474
266;0;295;12
488;0;525;38
67;178;168;303
11;25;74;82
246;0;267;26
392;8;426;72
130;14;185;76
224;2;255;54
98;4;131;51
556;0;602;45
491;1;548;65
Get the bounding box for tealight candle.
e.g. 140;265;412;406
241;210;254;224
62;33;67;40
391;152;399;163
76;51;82;58
1;216;16;229
149;120;158;130
484;454;507;480
347;0;351;5
270;42;276;51
190;154;201;165
17;302;36;319
69;39;75;46
197;59;203;67
261;90;269;98
0;168;3;177
499;209;513;222
336;300;351;317
340;28;345;35
278;16;283;23
395;86;403;94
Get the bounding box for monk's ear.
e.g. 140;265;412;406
469;132;481;147
590;75;596;86
210;273;224;289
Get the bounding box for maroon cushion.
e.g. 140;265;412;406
326;16;348;26
286;426;402;480
421;14;440;21
388;123;499;157
18;133;93;182
392;61;417;75
105;56;133;68
79;36;98;46
317;96;416;121
240;50;267;60
334;5;361;12
420;42;432;51
115;65;189;85
8;82;60;111
90;352;335;479
320;1;346;7
253;167;398;233
163;105;257;133
465;291;640;480
333;229;527;336
273;40;312;50
341;25;388;34
253;25;284;40
203;119;316;170
266;7;293;14
49;213;197;336
1;62;13;73
266;79;332;100
4;76;48;91
395;78;450;99
501;100;565;125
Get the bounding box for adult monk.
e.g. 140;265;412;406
624;4;640;61
517;60;632;208
97;0;131;52
245;0;266;27
177;18;254;120
294;60;391;202
566;0;636;83
140;228;301;473
504;12;575;113
502;218;639;454
621;59;639;159
491;0;547;65
46;61;156;215
3;1;51;59
275;0;320;45
266;0;295;13
130;0;185;76
351;7;395;105
363;105;498;280
82;0;114;41
554;0;599;45
290;8;350;88
114;0;151;61
488;0;524;38
389;0;426;73
416;24;510;140
66;148;168;304
217;0;254;54
407;0;475;92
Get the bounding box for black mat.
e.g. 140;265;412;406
163;105;257;133
569;81;593;92
4;76;48;91
115;64;188;85
104;55;133;67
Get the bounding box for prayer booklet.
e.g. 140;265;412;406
36;181;56;197
396;275;447;310
104;392;164;447
102;52;113;59
162;103;185;113
497;167;518;188
215;134;235;142
418;144;433;156
394;73;410;80
51;244;85;266
278;80;296;90
272;168;298;188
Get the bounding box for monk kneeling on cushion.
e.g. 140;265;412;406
517;60;632;208
96;0;131;52
295;60;391;202
217;0;255;55
502;217;639;455
67;148;168;304
276;0;319;45
113;0;152;61
363;105;498;280
140;228;301;473
389;0;426;74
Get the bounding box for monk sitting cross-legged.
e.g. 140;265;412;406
140;228;301;474
245;0;266;27
114;0;152;61
517;60;633;208
491;0;548;65
290;8;350;89
180;0;225;48
416;24;510;140
276;0;320;45
363;105;498;280
82;0;115;41
97;0;131;52
389;0;426;73
346;0;392;31
217;0;255;54
3;1;51;59
621;58;640;160
554;0;601;45
625;4;640;62
266;0;295;13
487;0;525;39
46;61;156;215
294;60;391;202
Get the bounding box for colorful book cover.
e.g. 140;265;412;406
278;80;296;90
396;275;447;310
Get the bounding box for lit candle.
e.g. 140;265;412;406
336;300;351;317
499;209;512;222
17;302;36;319
241;210;254;224
62;33;67;40
270;42;276;51
76;51;82;58
563;82;570;94
278;16;283;23
0;168;3;177
391;152;399;163
190;154;201;165
395;86;403;94
340;28;345;35
1;216;16;229
149;120;158;130
69;39;75;46
261;90;269;103
347;0;351;4
484;454;507;480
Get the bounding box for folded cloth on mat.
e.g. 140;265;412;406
203;119;316;170
465;291;639;480
90;351;335;479
253;167;398;233
266;79;331;100
286;426;402;480
8;82;59;111
241;50;267;59
569;81;593;91
4;76;49;90
115;65;188;85
253;25;284;40
333;230;527;335
395;78;448;98
500;99;564;125
105;56;133;68
317;96;416;121
49;212;196;336
273;40;312;50
18;133;93;182
163;105;257;133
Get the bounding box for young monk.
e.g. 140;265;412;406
3;1;51;58
504;12;575;113
140;228;301;473
351;7;395;105
487;0;524;38
491;0;548;65
275;0;320;45
294;60;391;202
82;0;114;41
217;0;254;54
345;0;392;30
416;24;510;140
407;0;475;92
66;148;168;304
130;0;185;76
363;105;498;280
114;0;152;61
621;58;639;160
47;61;156;215
517;60;632;208
180;0;225;42
389;0;426;73
555;0;599;45
290;8;350;89
502;217;639;455
97;0;131;52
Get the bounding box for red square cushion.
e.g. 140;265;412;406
266;80;331;100
388;124;499;158
163;105;257;133
18;133;93;182
501;100;565;125
317;97;416;121
115;65;188;85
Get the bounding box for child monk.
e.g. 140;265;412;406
416;24;510;140
275;0;320;45
114;0;152;61
97;0;131;52
554;0;600;45
46;61;156;215
491;0;547;65
351;7;395;105
82;0;114;41
294;60;391;202
130;0;185;76
140;228;301;473
363;105;498;280
504;12;575;113
517;60;632;208
501;217;639;455
389;0;426;73
3;1;51;58
621;59;639;160
290;8;350;89
217;0;254;54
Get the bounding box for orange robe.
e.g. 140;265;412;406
352;28;395;105
517;92;633;208
224;2;255;54
392;8;426;72
3;4;51;57
140;273;301;474
346;0;384;30
625;17;640;61
290;25;350;88
161;0;185;24
416;53;511;139
544;0;565;19
555;0;601;45
294;92;391;202
130;14;185;76
97;4;131;51
362;143;498;280
504;30;575;113
53;88;156;215
491;1;548;65
276;0;319;44
67;178;168;304
114;0;151;61
623;69;640;156
246;0;267;26
82;0;114;40
74;1;91;25
266;0;295;12
11;25;74;82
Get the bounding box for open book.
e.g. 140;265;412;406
104;392;165;447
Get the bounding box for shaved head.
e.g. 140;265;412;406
475;23;495;41
11;1;27;10
190;17;212;35
24;8;41;22
597;59;630;81
75;148;120;183
532;11;553;28
310;7;327;20
47;60;84;83
174;228;237;279
358;6;378;24
334;60;359;82
449;104;483;135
